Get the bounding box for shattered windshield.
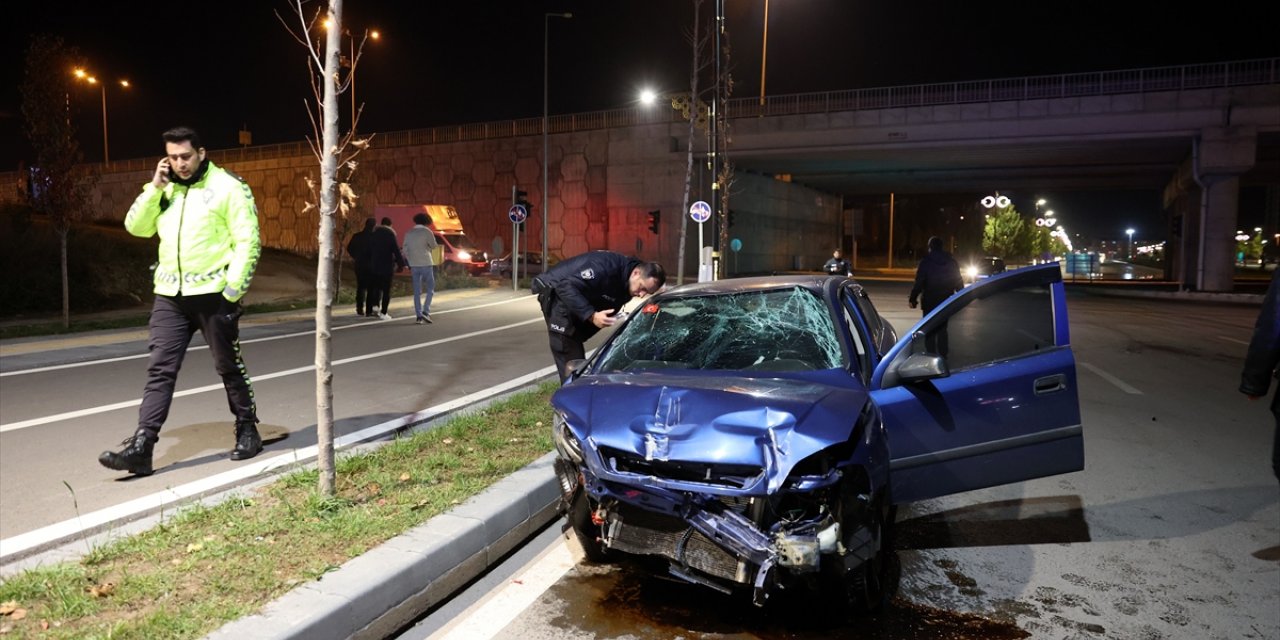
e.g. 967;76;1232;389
596;287;844;373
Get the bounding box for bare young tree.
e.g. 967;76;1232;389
20;34;97;329
675;0;711;286
280;0;373;495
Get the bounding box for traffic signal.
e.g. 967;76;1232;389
647;209;661;234
513;189;532;230
728;209;737;228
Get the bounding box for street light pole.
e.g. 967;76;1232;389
759;0;769;107
543;12;572;273
98;82;108;164
1126;228;1135;260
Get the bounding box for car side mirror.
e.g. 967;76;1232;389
897;352;948;382
565;358;588;381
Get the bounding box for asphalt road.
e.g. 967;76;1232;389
396;283;1280;640
0;287;560;551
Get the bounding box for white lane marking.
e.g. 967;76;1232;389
0;318;545;433
0;296;536;378
428;539;576;640
1218;335;1249;346
0;365;557;562
1078;361;1143;395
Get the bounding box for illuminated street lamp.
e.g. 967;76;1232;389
639;88;657;106
1126;228;1135;260
543;11;573;272
73;67;129;165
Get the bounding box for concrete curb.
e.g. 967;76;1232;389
203;452;562;640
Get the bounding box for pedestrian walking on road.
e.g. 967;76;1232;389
100;126;263;476
402;213;439;324
370;218;406;320
908;236;963;356
346;217;377;317
531;250;665;382
1240;268;1280;482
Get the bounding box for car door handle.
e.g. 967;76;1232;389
1034;374;1066;395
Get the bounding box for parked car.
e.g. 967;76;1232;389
488;251;546;278
964;256;1006;283
550;265;1081;610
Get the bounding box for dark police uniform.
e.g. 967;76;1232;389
532;251;640;381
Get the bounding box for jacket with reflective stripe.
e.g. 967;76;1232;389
125;161;261;301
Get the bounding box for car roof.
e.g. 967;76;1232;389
654;275;848;301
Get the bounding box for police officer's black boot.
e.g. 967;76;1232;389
98;430;156;476
231;421;263;461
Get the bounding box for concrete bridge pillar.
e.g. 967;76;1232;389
1167;125;1257;292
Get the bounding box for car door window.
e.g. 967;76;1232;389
912;283;1056;371
839;289;870;382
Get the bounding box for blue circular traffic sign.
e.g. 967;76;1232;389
689;200;711;223
508;204;528;223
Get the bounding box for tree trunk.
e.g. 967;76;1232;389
315;0;344;496
678;0;703;286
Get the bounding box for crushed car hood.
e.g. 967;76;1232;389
552;371;868;495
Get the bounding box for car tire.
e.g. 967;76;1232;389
566;488;612;563
847;499;897;614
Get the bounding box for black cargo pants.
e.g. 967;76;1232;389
137;292;257;439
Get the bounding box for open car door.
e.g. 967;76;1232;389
870;263;1083;505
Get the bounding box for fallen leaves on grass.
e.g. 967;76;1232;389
87;582;116;598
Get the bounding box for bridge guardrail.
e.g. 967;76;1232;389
77;57;1280;175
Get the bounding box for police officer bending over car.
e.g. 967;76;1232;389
532;251;665;382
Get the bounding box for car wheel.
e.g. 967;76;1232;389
566;488;611;563
847;499;897;614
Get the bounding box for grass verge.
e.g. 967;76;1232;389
0;383;557;639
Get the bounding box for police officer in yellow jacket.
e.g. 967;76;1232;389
100;126;263;476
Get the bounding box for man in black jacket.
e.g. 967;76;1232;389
369;218;406;320
346;218;377;316
532;251;665;382
908;236;964;356
1240;268;1280;482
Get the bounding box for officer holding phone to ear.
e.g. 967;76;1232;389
100;126;263;476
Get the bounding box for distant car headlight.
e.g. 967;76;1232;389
965;266;979;279
553;413;585;463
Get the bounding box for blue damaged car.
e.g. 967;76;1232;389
550;264;1082;610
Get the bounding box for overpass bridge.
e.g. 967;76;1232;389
6;58;1277;290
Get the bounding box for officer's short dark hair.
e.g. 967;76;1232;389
928;236;943;252
413;213;430;226
381;217;393;226
162;126;203;149
363;217;376;231
638;262;666;288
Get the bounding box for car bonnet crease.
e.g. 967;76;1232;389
553;371;869;495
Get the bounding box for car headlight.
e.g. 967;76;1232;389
553;413;585;463
458;251;472;261
965;266;978;279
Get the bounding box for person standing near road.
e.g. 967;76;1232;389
369;218;406;320
99;126;263;476
346;217;377;317
908;236;963;355
402;212;439;324
531;251;665;382
1240;268;1280;482
823;249;852;276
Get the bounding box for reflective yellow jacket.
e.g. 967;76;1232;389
124;161;261;302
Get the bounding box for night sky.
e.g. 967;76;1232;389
3;0;1277;238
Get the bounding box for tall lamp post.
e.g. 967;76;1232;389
323;19;380;135
73;68;129;165
1126;228;1135;260
543;12;573;273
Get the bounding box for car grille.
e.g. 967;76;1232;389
600;447;764;490
607;503;745;583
